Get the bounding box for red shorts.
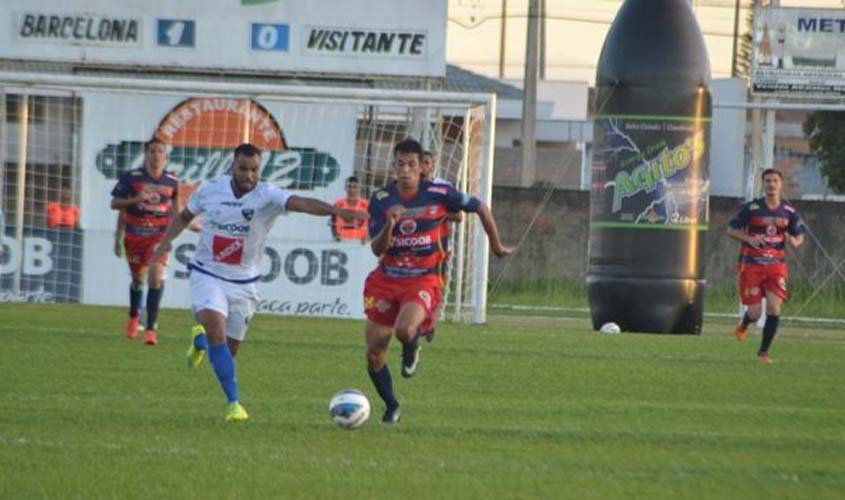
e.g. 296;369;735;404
124;234;169;275
739;265;787;305
363;270;442;328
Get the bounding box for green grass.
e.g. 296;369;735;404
1;304;844;499
489;279;845;319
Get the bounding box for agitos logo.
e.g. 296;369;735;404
95;98;341;192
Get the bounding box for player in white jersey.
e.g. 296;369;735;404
152;143;365;422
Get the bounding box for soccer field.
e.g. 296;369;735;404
1;304;843;499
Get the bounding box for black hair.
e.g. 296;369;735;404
234;143;262;158
346;176;360;185
145;137;167;150
423;150;433;158
761;168;782;180
393;138;424;161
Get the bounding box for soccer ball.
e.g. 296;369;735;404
599;322;621;334
329;389;371;430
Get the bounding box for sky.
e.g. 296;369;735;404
446;0;845;83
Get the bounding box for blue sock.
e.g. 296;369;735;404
129;284;143;317
759;315;780;354
194;331;208;351
741;312;753;328
208;343;239;404
145;286;163;330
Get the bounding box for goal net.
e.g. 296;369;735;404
0;72;496;324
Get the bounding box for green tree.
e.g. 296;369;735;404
804;111;845;194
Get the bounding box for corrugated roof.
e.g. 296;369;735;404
0;59;522;99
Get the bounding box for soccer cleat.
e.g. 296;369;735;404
757;352;773;365
734;322;748;342
225;402;249;422
125;316;140;340
422;329;436;343
143;329;158;346
186;325;206;368
381;405;401;425
401;342;421;378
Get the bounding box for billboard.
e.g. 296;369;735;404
79;92;376;319
0;0;446;78
751;7;845;97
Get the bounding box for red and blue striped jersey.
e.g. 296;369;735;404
111;167;179;237
368;181;480;279
728;197;805;268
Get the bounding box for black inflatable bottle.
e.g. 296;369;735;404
587;0;711;334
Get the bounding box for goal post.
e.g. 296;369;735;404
0;71;497;324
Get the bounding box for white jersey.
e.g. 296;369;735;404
432;177;454;188
186;176;291;282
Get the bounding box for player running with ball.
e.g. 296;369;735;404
152;143;365;422
364;138;512;424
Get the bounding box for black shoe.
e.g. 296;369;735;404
382;404;401;424
401;341;421;378
422;329;435;343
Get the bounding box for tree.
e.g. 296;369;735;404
804;111;845;194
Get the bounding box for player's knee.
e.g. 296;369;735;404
366;348;386;370
394;325;416;344
767;304;781;316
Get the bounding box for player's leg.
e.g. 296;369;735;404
142;240;169;345
366;319;401;423
125;261;147;340
190;273;246;421
757;279;786;365
395;301;427;378
223;281;258;360
736;270;763;342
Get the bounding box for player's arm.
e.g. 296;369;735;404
114;211;125;258
151;208;195;261
474;202;513;258
726;205;764;249
443;187;511;258
286;195;367;223
110;191;152;210
370;205;402;256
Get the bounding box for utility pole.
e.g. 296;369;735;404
731;0;741;77
498;0;507;78
520;0;540;187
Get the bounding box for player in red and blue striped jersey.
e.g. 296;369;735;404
110;138;180;346
727;168;805;365
363;138;512;423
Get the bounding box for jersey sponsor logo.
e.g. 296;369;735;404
214;222;251;235
212;235;244;265
399;219;417;235
96;98;342;191
393;234;432;247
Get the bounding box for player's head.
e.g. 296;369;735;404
761;168;782;197
421;150;434;180
345;176;360;198
231;143;262;194
144;137;169;172
392;138;424;189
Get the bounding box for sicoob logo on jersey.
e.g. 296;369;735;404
95;98;342;200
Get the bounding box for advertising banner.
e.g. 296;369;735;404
1;228;83;303
591;115;710;230
80;92;377;318
752;7;845;97
0;0;446;78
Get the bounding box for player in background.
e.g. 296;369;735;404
110;138;179;346
152;143;364;422
417;150;462;343
364;138;512;424
727;168;805;365
331;176;369;243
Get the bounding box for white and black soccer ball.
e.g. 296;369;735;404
599;322;621;334
329;389;371;430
